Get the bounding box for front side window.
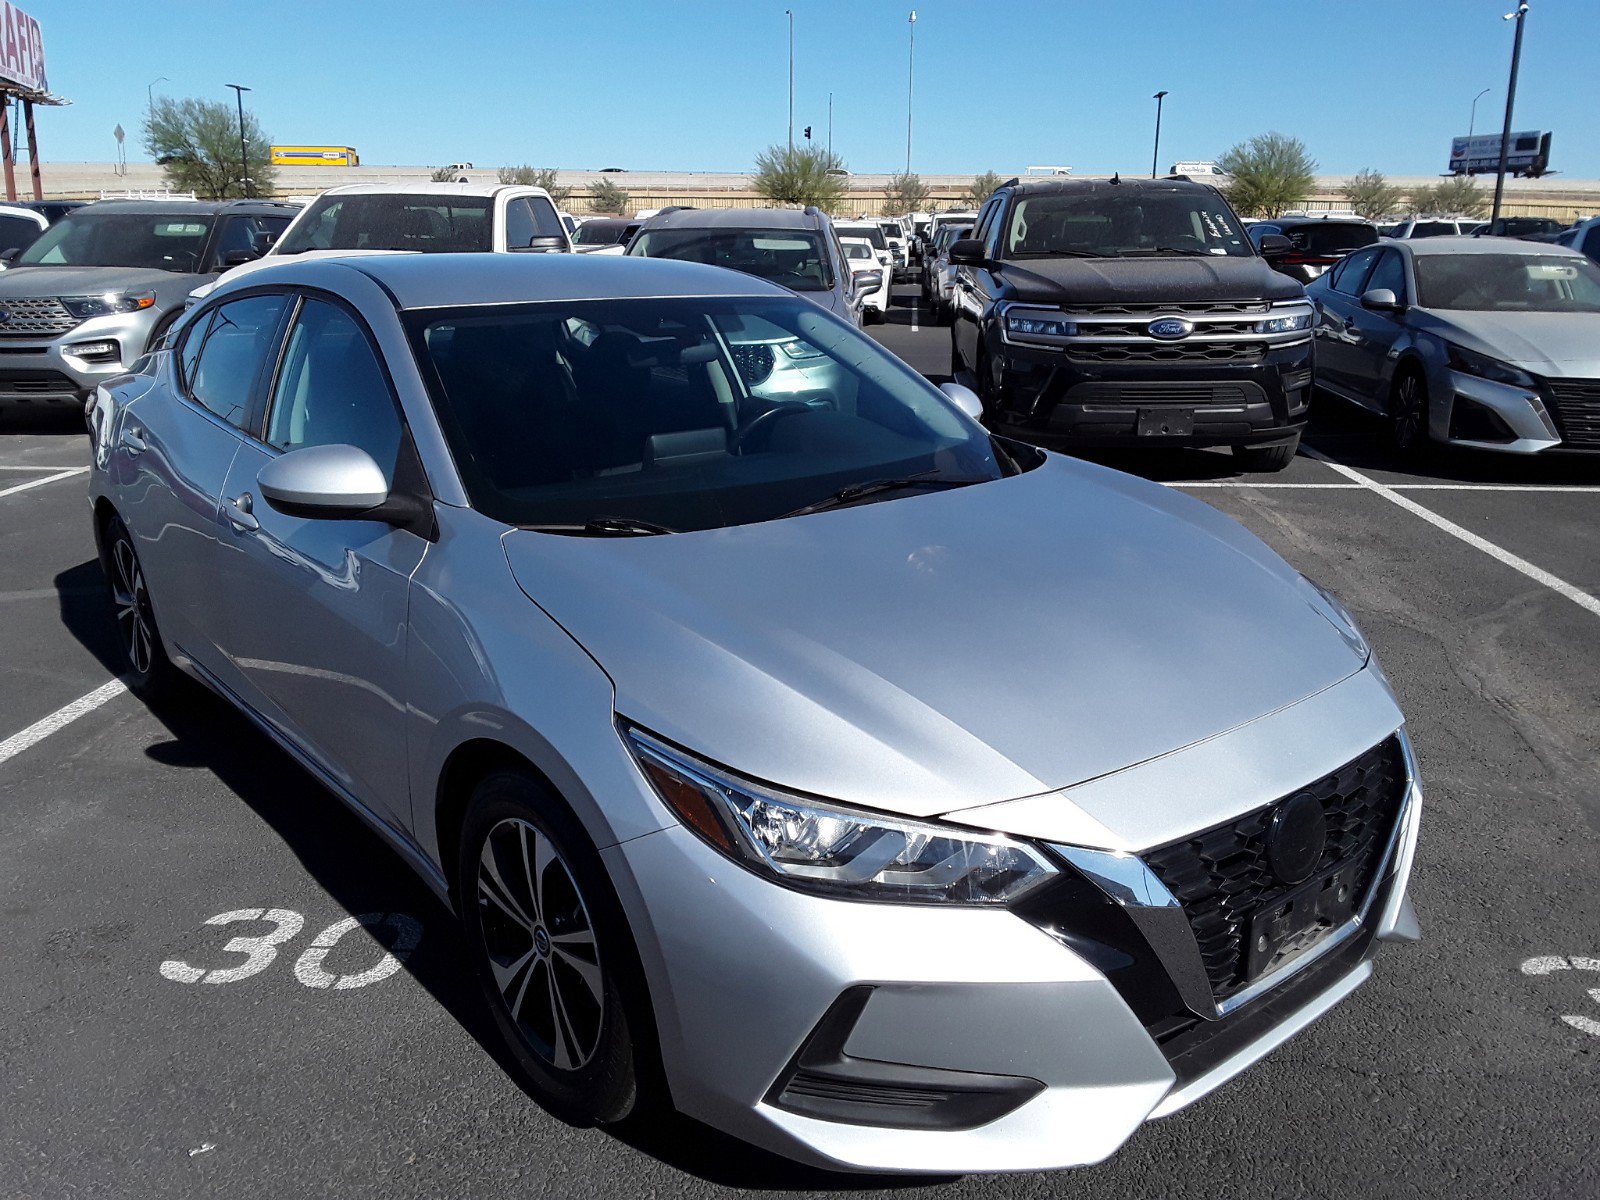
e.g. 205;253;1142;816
629;227;835;291
1413;253;1600;312
1333;248;1381;295
212;214;292;266
1002;189;1250;259
19;211;215;271
407;296;1005;532
266;299;403;476
184;293;289;428
505;197;565;248
274;194;493;254
1364;250;1408;303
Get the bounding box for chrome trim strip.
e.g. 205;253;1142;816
1053;846;1180;908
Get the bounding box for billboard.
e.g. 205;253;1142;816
1448;131;1552;178
0;2;45;95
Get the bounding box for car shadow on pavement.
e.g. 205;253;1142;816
51;557;952;1193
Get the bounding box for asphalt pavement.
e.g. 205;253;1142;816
1;288;1596;1199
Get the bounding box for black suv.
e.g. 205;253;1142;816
1249;216;1378;283
948;177;1313;470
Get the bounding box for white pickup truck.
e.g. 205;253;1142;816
189;182;573;302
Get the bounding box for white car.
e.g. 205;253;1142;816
189;183;573;302
874;218;910;278
1383;215;1476;240
840;236;891;322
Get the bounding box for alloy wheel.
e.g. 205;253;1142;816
110;537;155;676
1393;374;1426;452
476;817;605;1072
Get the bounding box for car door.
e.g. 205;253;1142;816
952;198;1001;372
1339;248;1410;403
117;292;291;675
1312;246;1381;402
210;293;426;827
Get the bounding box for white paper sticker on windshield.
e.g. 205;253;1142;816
752;237;812;251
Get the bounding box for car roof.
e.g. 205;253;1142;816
1395;236;1586;257
640;206;824;232
1003;178;1214;197
70;199;294;217
250;250;795;309
1269;216;1374;227
316;183;548;200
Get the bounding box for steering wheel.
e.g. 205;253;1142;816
734;401;817;453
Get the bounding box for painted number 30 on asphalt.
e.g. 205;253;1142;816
160;909;423;990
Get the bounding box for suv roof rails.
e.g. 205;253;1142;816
1001;177;1020;188
99;188;197;201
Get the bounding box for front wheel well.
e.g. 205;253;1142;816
92;498;119;563
434;739;563;911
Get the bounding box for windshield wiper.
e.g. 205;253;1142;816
521;516;678;537
781;471;989;519
1012;249;1108;258
1123;246;1211;257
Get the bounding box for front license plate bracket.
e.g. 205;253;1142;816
1244;862;1360;980
1137;408;1194;436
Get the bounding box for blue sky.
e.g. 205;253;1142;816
21;0;1600;178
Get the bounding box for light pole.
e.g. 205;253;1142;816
146;76;168;111
905;11;917;174
1151;90;1168;179
225;83;251;198
827;91;833;157
1491;3;1529;223
1467;86;1491;141
785;10;794;151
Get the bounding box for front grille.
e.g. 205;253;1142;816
730;343;774;386
1067;381;1265;407
1060;301;1269;318
1143;737;1408;1002
1068;341;1265;364
1075;319;1263;339
1543;378;1600;448
0;297;82;338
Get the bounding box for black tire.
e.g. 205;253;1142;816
1232;435;1300;472
101;515;187;701
1390;368;1432;457
949;330;965;380
975;343;1005;416
458;769;647;1126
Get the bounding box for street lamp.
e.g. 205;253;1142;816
1491;2;1529;223
146;76;168;110
905;11;917;174
225;83;251;198
1151;90;1168;179
1468;87;1491;141
785;10;794;151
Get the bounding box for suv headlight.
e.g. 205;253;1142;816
1003;307;1078;339
626;728;1058;905
61;292;156;319
1445;342;1534;388
1254;311;1313;334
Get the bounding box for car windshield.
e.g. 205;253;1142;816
841;242;874;260
835;225;887;250
1414;253;1600;312
407;296;1003;532
17;211;215;271
1003;190;1250;258
275;194;493;254
877;222;902;239
629;227;835;291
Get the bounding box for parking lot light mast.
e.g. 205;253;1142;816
785;10;794;151
905;11;917;174
1491;3;1529;223
225;83;251;199
1468;86;1491;141
146;76;168;111
1151;90;1168;179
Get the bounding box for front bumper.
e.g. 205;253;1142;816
0;310;163;405
604;746;1420;1174
1429;366;1597;455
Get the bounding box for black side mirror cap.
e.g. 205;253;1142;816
1257;234;1293;255
948;238;987;266
221;249;260;267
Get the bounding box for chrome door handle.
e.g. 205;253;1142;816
121;427;148;455
223;493;259;532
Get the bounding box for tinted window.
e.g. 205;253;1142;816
18;211;215;271
212;214;291;265
1333;248;1381;295
185;294;289;428
1002;189;1250;258
1413;253;1600;312
0;211;41;253
629;227;835;291
1364;250;1407;302
1287;222;1378;255
506;197;564;248
574;221;627;246
275;194;493;254
408;296;1003;532
1411;222;1456;238
1582;227;1600;261
835;224;887;250
265;300;403;476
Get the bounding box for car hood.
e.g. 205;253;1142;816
0;264;198;298
502;455;1366;819
1419;309;1600;370
996;254;1305;305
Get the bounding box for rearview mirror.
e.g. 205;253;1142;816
1360;287;1402;311
939;381;985;422
948;238;987;266
1257;234;1292;255
513;235;568;253
258;443;390;519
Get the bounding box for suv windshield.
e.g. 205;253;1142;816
629;228;835;291
1002;189;1250;258
1414;253;1600;312
18;211;215;271
407;296;1001;532
276;194;493;254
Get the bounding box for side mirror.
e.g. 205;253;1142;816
939;381;985;422
1257;234;1292;255
221;248;260;267
948;238;987;266
852;269;883;296
512;235;568;253
1361;287;1402;311
258;444;390;519
0;246;21;262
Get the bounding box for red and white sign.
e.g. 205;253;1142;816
0;3;45;95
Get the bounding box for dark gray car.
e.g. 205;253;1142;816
0;199;297;409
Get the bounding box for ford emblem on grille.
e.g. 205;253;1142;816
1265;792;1328;886
1147;317;1193;340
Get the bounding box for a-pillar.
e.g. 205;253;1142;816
0;99;15;201
23;99;40;200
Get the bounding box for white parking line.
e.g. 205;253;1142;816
1303;447;1600;619
1173;481;1600;493
910;298;920;334
0;466;87;498
0;679;128;768
0;464;84;472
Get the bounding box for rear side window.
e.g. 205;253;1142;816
183;294;289;429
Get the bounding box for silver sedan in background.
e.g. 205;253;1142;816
1308;237;1600;454
87;252;1420;1174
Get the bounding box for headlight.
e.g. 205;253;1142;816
626;729;1058;905
1254;311;1313;334
1446;343;1535;388
61;292;156;319
1003;308;1078;339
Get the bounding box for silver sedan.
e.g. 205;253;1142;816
86;252;1421;1174
1308;237;1600;454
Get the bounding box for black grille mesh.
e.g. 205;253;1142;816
1143;737;1408;1001
1543;378;1600;448
730;344;774;386
1068;341;1265;364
